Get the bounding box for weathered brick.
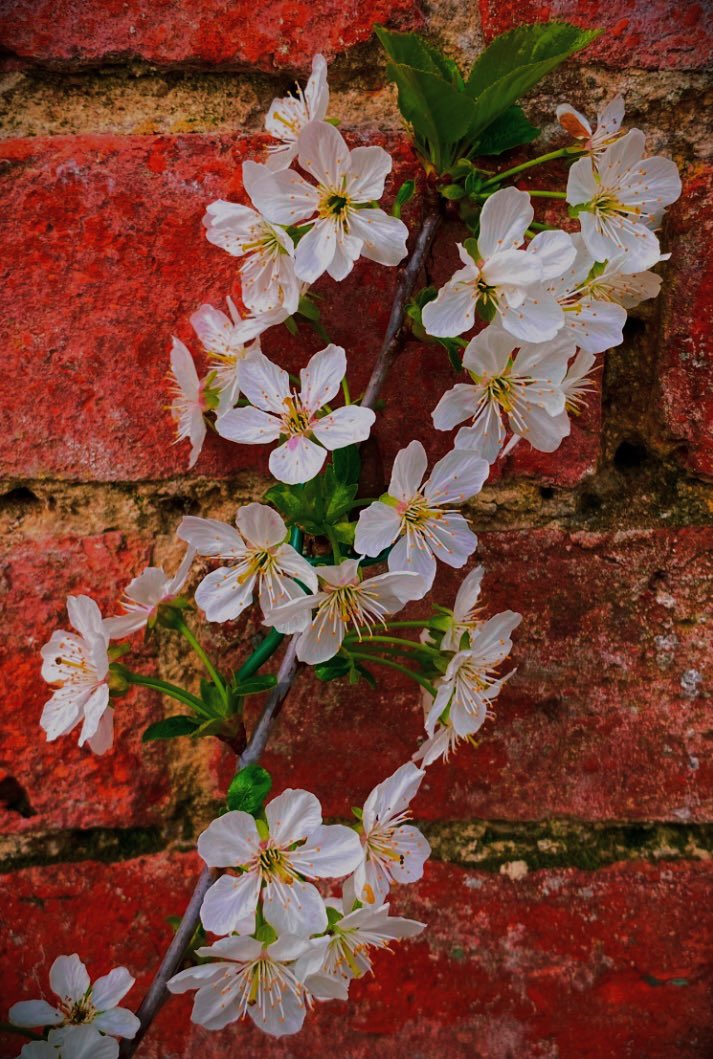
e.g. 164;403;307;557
257;527;713;822
478;0;713;71
0;533;171;833
2;854;712;1058
660;167;713;479
0;1;420;71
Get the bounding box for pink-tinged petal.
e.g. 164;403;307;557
354;502;401;557
298;119;350;186
421;277;476;338
66;594;105;644
462;324;515;376
269;435;326;484
86;706;114;756
93;1007;141;1039
432;383;479;432
389;439;427;500
501;289;564;343
290;823;363;878
363;762;424;831
598;129;646;185
238;350;291;413
348;209;408;266
216;406;283;445
478;186;533;257
295;610;345;664
40;686;86;742
294;218;337;283
299;344;345;413
8;1000;63;1028
267;592;318;635
453;565;484;617
91;967;135;1011
526;229;576;281
389;824;431;884
104;612;146;639
50;953;91;1004
197;810;261;866
263;878;328;937
426;512;478;569
243;159;318;224
199;872;262;936
177;516;245;558
236;502;287;549
425;448;490;505
266;788;323;845
312;405;375;449
387;534;436;589
597;94;625;138
195;566;257;623
346;145;392;200
566;156;597;206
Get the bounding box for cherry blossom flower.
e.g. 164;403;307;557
556;94;626;154
440;565;485;652
354;441;488;590
177;503;317;624
197;788;362;936
416;611;521;765
167;933;328;1037
189;298;274;417
264;54;330;171
216;344;375;484
9;954;139;1043
40;596;113;755
562;349;599;414
20;1026;120;1059
104;548;195;639
168;338;208;469
343;763;431;907
432;324;575;462
567;129;681;272
421;188;575;343
302;899;425;999
580;252;664;308
203;184;300;315
268;559;426;664
244;120;409;283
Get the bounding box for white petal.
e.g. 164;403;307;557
91;967;135;1011
40;686;85;742
85;706;114;756
363;762;425;830
177;516;245;558
195;567;256;622
92;1007;141;1039
388;824;431;884
354;502;401;557
299;344;345;413
9;1000;63;1028
566;156;597;206
295;611;345;664
267;592;318;635
312;405;375;449
564;299;627;353
348;209;408;266
454;565;484;618
243;159;318;225
326;228;363;281
425;448;490;505
266;788;322;844
426;512;478;569
421;275;476;338
269;436;327;484
290;823;363;878
55;1026;119;1059
197;810;261;866
50;954;90;1004
298;119;350;186
236;502;287;549
248;981;306;1038
389;439;427;501
294;218;336;283
501;289;564;343
272;544;319;592
199;872;262;936
526;229;576;280
454;404;506;463
216;406;283;445
478;186;533;257
483;247;541;289
263;878;328;937
346;145;392;200
517;404;571;452
238;350;291;413
387;534;437;589
432;383;479;432
190;974;243;1031
461;323;514;375
170;337;200;398
77;683;110;746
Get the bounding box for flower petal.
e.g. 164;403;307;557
354;501;401;557
270;435;327;484
266;788;322;845
290;823;363;878
238;350;291;413
263;878;328;936
346;146;392;200
8;1000;63;1028
348;209;408;266
177;516;246;558
425;448;490;505
389;439;427;501
50;953;91;1004
199;871;262;936
91;967;135;1011
92;1007;141;1039
363;762;424;831
243;160;318;225
294;218;337;283
195;567;256;622
236;502;287;549
299;344;346;413
197;810;261;866
312;405;375;449
298;119;350;186
478;186;533;257
216;405;283;445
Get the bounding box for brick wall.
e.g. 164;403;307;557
1;3;712;1057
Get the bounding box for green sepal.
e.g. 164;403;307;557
463;237;480;262
254;921;278;945
142;715;202;742
476;297;498;323
226;764;273;816
108;643;131;661
351;806;363;820
326;906;344;928
440;183;466;200
392;178;415;218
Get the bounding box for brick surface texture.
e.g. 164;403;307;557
0;1;711;1058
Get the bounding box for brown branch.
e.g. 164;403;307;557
123;189;442;1057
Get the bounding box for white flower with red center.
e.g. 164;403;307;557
167;933;329;1037
268;558;426;664
189;298;282;417
354;441;488;591
21;1026;120;1059
40;596;113;756
177;503;317;624
302;898;425;999
216;344;375;484
168;338;210;469
197;788;362;937
244;120;409;283
264;54;330;171
9;953;139;1043
440;565;485;652
343;763;431;907
103;548;195;640
567;128;681;272
416;611;521;765
556;95;626;155
432;324;575;463
421;187;575;343
203;180;300;316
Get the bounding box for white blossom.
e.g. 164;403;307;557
167;933;327;1037
40;596;113;755
168;338;208;469
440;565;485;652
244;120;409;283
432;323;575;462
189;298;273;416
567;129;681;272
20;1026;120;1059
268;558;426;664
264;54;330;171
9;954;139;1043
178;503;317;624
556;94;626;155
104;548;195;639
562;349;599;414
344;763;431;907
216;344;375;484
355;440;488;590
422;188;575;343
197;788;362;937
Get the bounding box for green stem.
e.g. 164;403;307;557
325;526;342;564
527;190;567;199
124;672;212;718
529;220;557;231
0;1023;44;1041
177;620;228;706
341;376;352;405
375;620;437;630
480;146;583;188
344;634;442;658
348;651;437;696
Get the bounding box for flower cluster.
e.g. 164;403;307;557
15;30;682;1056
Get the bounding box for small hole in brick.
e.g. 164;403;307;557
0;777;36;818
159;495;200;515
614;439;649;471
578;491;602;514
0;486;40;509
623;316;646;339
539;486;555;500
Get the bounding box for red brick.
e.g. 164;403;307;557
660;167;713;479
2;854;712;1058
0;533;171;833
478;0;712;71
0;1;420;70
255;527;713;822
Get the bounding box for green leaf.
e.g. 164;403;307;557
332;444;361;485
142;715;201;742
464;23;601;141
332;520;356;547
234;675;278;696
227;764;273;815
474;105;539;156
392;178;415;218
385;62;477;149
375;25;459;83
200;679;226;716
315;656;352;682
